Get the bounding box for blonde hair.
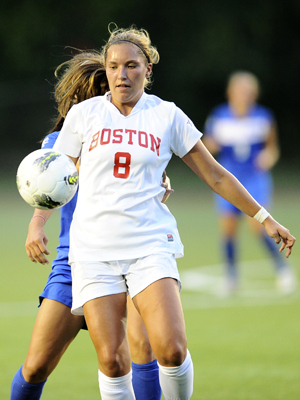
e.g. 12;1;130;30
102;24;160;89
54;49;108;119
227;71;260;98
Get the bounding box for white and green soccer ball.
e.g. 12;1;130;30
16;149;79;210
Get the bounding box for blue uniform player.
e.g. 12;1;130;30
10;51;165;400
203;71;296;294
39;131;79;306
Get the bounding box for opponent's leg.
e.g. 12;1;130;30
83;293;135;400
10;367;46;400
220;214;239;293
127;295;161;400
10;298;84;400
133;278;193;400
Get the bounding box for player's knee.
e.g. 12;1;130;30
128;328;151;353
22;359;50;383
98;349;127;377
136;338;153;358
129;335;154;363
157;339;187;367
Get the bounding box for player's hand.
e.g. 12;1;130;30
161;170;174;203
262;216;296;258
25;218;51;265
255;148;277;171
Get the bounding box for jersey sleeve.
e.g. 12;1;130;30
262;106;275;125
170;106;202;158
53;105;83;157
41;131;60;149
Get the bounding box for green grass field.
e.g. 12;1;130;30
1;163;299;399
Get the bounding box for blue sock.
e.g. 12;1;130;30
10;366;47;400
224;238;237;279
261;232;287;271
132;360;162;400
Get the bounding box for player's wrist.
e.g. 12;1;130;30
30;214;46;225
253;207;270;223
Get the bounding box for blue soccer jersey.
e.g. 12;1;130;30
204;103;274;213
39;131;77;307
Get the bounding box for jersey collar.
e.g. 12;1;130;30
104;91;147;117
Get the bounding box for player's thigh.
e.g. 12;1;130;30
83;293;127;344
23;299;84;377
83;293;131;375
127;294;148;341
133;278;187;365
219;213;240;237
127;295;154;364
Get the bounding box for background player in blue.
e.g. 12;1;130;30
10;51;168;400
203;71;296;294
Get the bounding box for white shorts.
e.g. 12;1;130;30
71;252;181;315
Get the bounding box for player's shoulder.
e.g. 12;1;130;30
144;93;176;111
73;95;104;111
209;103;230;118
143;93;179;124
41;131;60;149
66;96;106;125
251;104;274;119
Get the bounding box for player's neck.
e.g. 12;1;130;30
229;102;252;117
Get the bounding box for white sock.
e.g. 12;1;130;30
158;349;194;400
98;369;135;400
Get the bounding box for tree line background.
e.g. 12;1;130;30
1;0;300;175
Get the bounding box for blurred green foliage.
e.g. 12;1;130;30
1;0;300;173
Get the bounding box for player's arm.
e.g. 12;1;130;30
255;122;280;170
25;156;79;265
25;133;62;265
182;140;296;257
25;209;54;264
67;156;79;166
161;171;174;203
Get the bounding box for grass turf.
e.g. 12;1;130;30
1;163;299;399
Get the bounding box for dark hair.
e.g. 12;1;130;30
45;49;109;137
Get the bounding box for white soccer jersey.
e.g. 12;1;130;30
54;92;202;262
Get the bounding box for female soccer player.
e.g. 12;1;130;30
203;71;296;294
52;26;296;400
11;50;168;400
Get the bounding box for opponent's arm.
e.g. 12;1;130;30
161;171;174;203
182;140;296;257
25;209;54;264
26;156;80;265
255;122;280;170
68;156;79;166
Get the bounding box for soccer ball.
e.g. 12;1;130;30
16;148;79;210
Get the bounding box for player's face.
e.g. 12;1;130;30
105;43;152;114
227;77;258;108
